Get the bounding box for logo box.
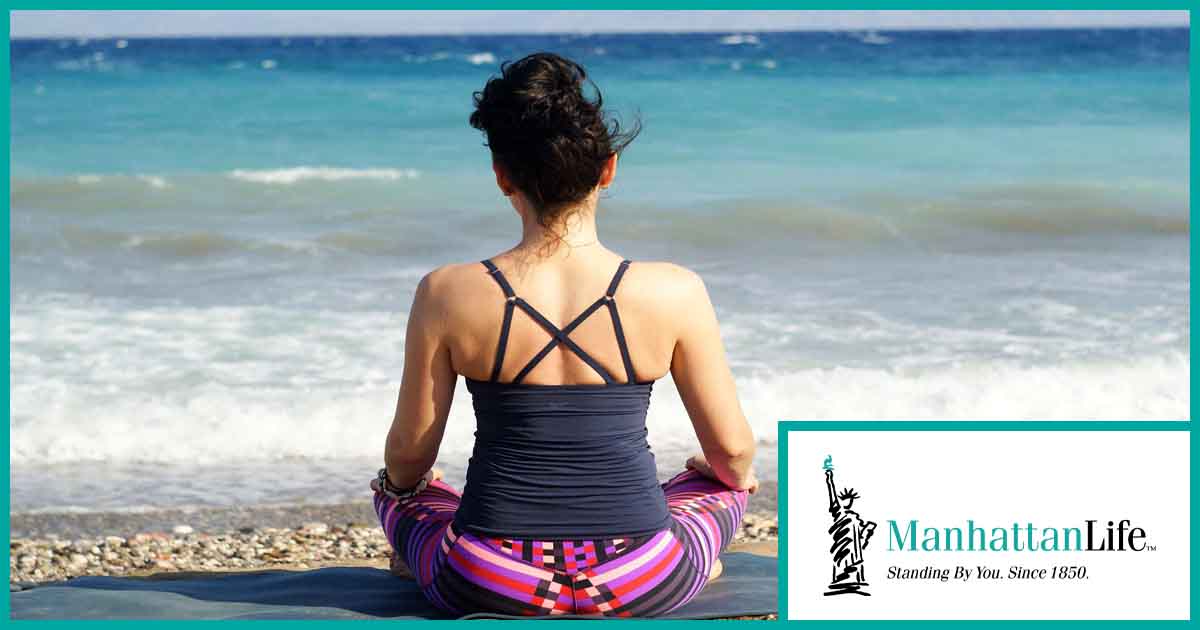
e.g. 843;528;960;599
779;421;1192;621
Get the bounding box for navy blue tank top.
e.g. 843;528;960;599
454;259;672;539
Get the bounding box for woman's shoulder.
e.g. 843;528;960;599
413;258;710;310
622;260;709;302
415;261;494;301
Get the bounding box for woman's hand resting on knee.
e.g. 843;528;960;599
686;454;758;494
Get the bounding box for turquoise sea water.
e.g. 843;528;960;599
9;29;1190;512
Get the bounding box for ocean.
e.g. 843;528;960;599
9;28;1190;515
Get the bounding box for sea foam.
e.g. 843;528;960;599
227;167;420;185
8;291;1188;512
719;34;761;46
10;348;1188;467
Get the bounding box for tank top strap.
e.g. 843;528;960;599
605;259;631;297
481;259;515;297
481;260;516;382
604;260;637;384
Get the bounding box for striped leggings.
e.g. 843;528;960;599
373;470;748;617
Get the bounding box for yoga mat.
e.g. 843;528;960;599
10;551;776;620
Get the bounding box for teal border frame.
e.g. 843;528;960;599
3;3;1195;9
778;420;1194;624
4;7;1193;626
3;6;12;624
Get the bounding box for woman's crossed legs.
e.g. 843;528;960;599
373;470;748;617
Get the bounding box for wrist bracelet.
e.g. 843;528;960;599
377;468;428;500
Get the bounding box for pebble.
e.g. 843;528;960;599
9;511;777;589
300;522;329;536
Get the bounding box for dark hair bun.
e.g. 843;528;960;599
469;52;639;223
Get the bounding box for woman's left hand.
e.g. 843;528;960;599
686;453;758;494
685;453;717;479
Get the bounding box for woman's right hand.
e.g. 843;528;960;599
371;468;443;494
686;454;758;494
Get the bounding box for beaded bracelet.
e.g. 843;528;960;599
376;468;429;500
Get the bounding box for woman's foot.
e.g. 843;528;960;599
390;551;414;579
707;558;723;583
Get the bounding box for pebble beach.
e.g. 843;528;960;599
10;487;778;590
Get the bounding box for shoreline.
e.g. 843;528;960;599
10;483;778;588
11;481;777;540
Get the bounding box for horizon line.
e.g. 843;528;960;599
9;22;1191;41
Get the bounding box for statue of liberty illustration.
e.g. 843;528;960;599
823;455;877;596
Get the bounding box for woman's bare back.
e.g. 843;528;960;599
426;248;695;386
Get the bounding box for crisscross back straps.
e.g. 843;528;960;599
510;299;614;385
479;259;637;384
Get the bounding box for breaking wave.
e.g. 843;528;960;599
227;166;420;184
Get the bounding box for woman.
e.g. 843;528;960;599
373;52;758;617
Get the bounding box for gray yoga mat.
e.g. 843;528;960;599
10;551;776;620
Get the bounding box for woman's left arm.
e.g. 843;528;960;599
383;271;457;489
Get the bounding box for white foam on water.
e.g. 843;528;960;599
54;59;88;71
8;350;1186;513
719;34;760;46
850;30;894;45
135;174;170;189
736;354;1188;421
9;278;1188;511
467;52;497;65
227;166;420;184
11;314;1188;469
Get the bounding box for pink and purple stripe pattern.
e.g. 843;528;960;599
373;469;748;617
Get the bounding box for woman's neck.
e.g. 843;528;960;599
514;203;601;259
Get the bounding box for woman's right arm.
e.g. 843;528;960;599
668;268;757;491
382;269;457;489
